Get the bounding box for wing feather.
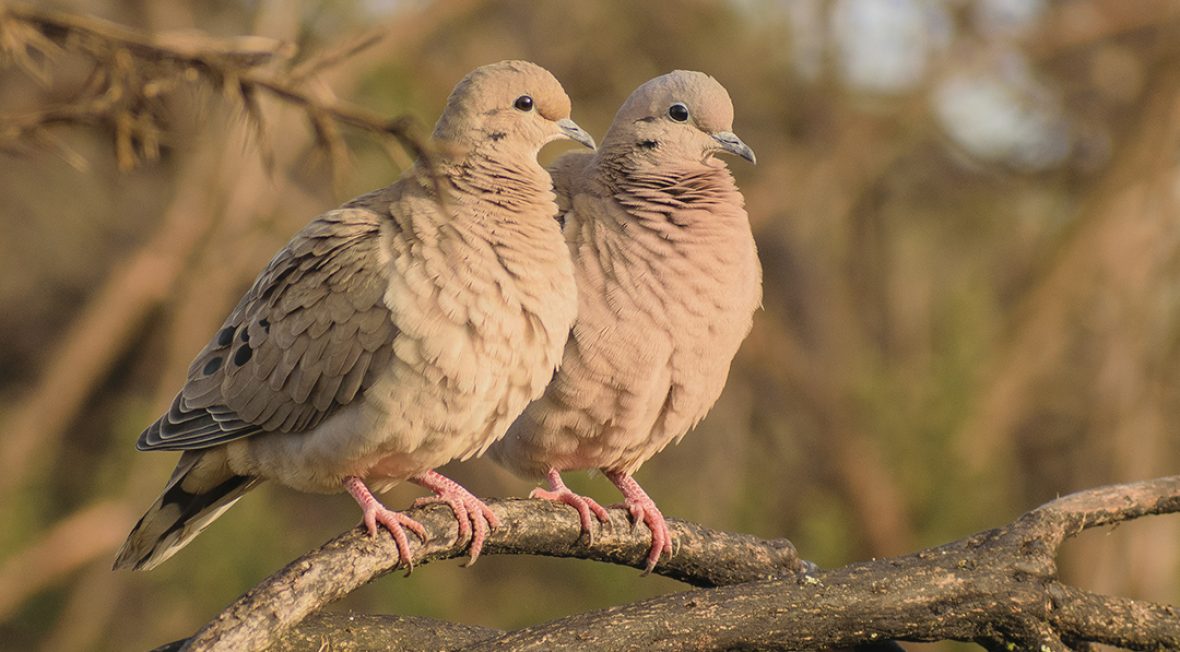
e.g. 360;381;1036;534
137;207;399;452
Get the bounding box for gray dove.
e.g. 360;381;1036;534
114;60;594;572
489;70;760;572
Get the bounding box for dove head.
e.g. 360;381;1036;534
601;70;756;167
432;60;594;157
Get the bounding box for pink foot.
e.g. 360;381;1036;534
344;476;428;573
410;470;500;566
530;468;611;545
606;471;673;574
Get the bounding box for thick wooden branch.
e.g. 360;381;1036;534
462;477;1180;651
155;614;502;651
168;477;1180;652
176;498;809;652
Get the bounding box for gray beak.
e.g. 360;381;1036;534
712;131;756;164
557;118;596;150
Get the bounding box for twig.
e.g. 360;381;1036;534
0;2;430;171
2;2;294;68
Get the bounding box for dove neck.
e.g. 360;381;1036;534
421;148;555;215
597;153;739;209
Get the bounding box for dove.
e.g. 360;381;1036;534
488;70;760;572
113;60;594;572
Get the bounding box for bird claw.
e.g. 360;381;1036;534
531;485;611;545
411;471;499;565
606;472;674;574
624;499;673;574
364;505;429;575
412;493;499;565
344;475;427;575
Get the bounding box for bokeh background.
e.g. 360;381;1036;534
2;0;1179;650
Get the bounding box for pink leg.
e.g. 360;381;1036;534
410;470;500;566
606;471;673;574
530;468;611;545
344;476;428;573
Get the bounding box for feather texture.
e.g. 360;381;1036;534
116;61;586;570
488;71;761;571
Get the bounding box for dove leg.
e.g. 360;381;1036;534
605;471;673;574
344;475;427;572
530;468;611;545
409;470;500;565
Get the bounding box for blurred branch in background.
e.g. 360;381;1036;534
0;501;133;621
0;2;432;172
0;0;443;503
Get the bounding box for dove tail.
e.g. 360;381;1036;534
114;450;260;571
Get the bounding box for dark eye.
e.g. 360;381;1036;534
514;95;534;111
668;102;689;122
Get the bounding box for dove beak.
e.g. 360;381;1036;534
712;131;757;164
557;118;596;150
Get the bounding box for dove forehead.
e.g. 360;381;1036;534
446;60;572;121
614;70;734;131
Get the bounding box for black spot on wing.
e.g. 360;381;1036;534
216;327;235;347
202;357;223;375
233;345;252;366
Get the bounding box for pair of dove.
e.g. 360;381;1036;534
114;60;761;575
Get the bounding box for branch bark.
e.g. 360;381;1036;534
155;614;503;652
177;498;809;652
464;477;1180;651
170;477;1179;651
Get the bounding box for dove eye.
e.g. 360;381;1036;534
668;102;689;122
514;95;535;111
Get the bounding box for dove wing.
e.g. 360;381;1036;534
138;207;397;451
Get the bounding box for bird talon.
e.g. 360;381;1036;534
345;476;426;571
531;470;609;546
411;470;497;564
604;472;674;573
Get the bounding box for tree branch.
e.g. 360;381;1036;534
176;498;808;651
155;613;503;652
171;477;1179;651
0;2;431;172
463;477;1180;651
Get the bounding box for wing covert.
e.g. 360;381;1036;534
138;207;397;451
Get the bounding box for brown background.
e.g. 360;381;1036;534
1;1;1178;650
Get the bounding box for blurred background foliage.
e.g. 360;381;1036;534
1;0;1179;650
